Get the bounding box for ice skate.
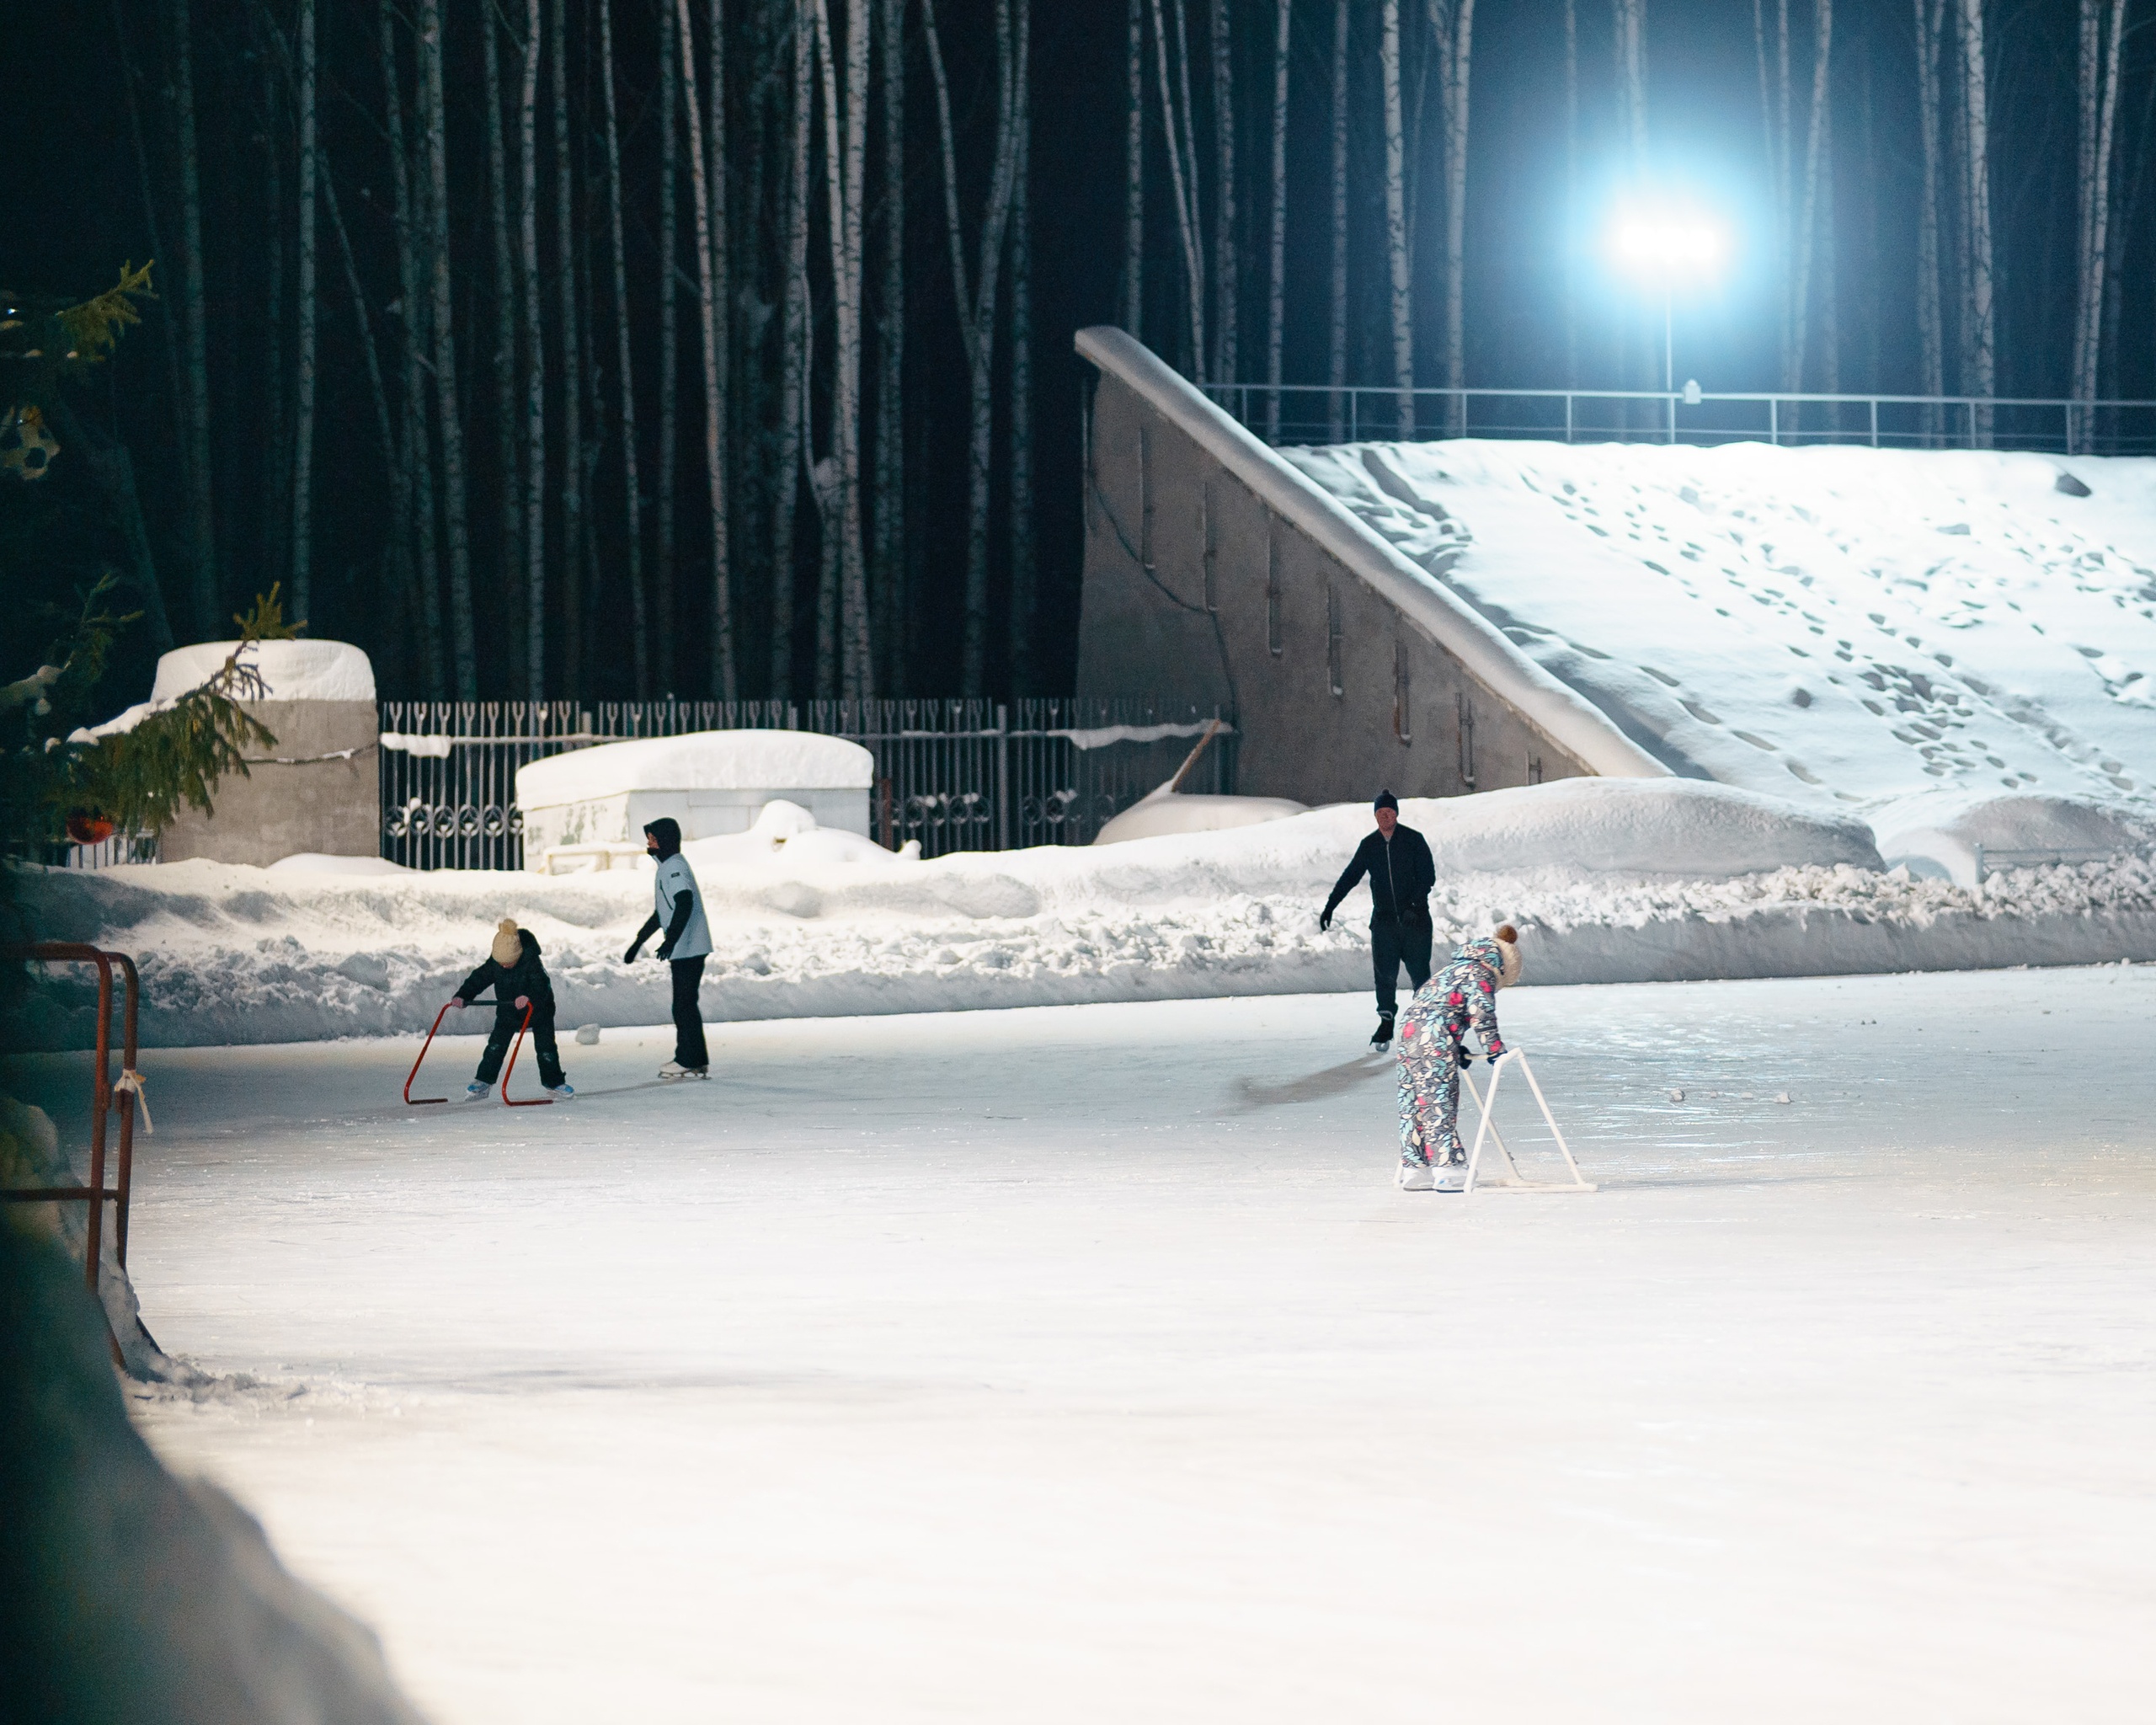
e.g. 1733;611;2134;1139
464;1081;491;1099
658;1060;709;1081
544;1082;575;1099
1397;1157;1435;1191
1370;1013;1396;1051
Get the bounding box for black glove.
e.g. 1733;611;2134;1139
1318;908;1332;932
623;941;643;964
656;941;676;962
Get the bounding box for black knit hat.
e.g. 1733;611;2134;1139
1374;789;1399;813
643;816;683;857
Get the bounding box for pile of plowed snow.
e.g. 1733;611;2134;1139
1284;440;2156;872
15;778;2156;1049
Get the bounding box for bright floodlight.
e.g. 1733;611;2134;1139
1614;217;1723;275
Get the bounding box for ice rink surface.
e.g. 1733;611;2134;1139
19;968;2156;1722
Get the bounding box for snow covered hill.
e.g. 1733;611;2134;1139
1281;440;2156;866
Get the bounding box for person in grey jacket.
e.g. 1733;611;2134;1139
1320;790;1438;1049
623;816;712;1079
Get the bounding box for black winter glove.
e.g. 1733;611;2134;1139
623;941;643;964
656;941;676;962
1318;908;1332;932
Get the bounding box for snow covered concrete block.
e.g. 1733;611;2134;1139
154;641;380;868
516;729;874;869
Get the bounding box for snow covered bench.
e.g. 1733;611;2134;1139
515;730;874;873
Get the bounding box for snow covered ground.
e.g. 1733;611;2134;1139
20;779;2156;1049
1285;440;2156;862
16;971;2156;1722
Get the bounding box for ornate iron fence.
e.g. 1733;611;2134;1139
378;697;1235;869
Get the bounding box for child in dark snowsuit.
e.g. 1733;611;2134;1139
451;918;573;1098
1395;923;1520;1190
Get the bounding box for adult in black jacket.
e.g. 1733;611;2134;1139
451;919;569;1095
1319;790;1437;1049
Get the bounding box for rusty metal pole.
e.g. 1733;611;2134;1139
111;951;140;1266
84;951;113;1296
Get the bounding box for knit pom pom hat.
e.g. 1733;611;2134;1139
1493;921;1522;989
490;918;522;968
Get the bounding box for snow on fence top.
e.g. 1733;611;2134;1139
1281;437;2156;825
516;730;874;807
150;639;376;703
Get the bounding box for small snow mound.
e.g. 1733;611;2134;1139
1876;793;2149;884
679;798;917;871
150;638;376;702
1094;793;1308;845
1405;778;1883;877
268;853;414;876
518;730;873;805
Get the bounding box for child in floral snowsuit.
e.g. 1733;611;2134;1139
1396;925;1521;1188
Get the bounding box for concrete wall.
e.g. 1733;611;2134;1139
1074;328;1665;807
158;700;380;866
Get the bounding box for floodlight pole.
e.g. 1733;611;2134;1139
1662;286;1675;443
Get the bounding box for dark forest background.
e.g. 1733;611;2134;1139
3;0;2151;709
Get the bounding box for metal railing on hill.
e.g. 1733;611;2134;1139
378;697;1236;869
1205;382;2156;457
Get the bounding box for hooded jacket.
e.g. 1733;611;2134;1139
632;817;712;961
456;927;554;1012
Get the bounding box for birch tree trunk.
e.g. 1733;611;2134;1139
547;0;584;696
1008;0;1034;691
873;0;905;693
1563;0;1577;390
261;47;289;595
924;0;1021;695
1125;0;1145;335
598;0;648;693
169;0;218;639
675;0;736;697
1264;0;1289;441
2073;0;2126;427
771;0;810;699
810;0;873;701
656;0;678;692
1327;0;1348;440
1150;0;1207;381
1788;0;1833;397
1612;0;1649;411
1913;0;1945;432
381;0;446;695
321;161;414;685
1433;0;1474;432
419;0;478;700
1380;0;1412;436
1954;0;1994;434
1209;0;1236;388
520;0;547;697
292;0;317;625
707;0;739;700
480;0;523;667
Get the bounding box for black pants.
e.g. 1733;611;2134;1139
1370;916;1433;1019
476;999;563;1088
670;955;709;1069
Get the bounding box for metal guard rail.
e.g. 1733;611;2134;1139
3;945;142;1332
